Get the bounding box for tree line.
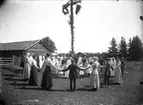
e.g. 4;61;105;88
106;35;143;60
58;35;142;61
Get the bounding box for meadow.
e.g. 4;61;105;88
1;61;143;105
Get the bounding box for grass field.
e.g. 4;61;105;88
1;61;143;105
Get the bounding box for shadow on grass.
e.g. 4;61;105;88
15;87;70;92
110;83;121;85
15;86;94;92
76;88;92;91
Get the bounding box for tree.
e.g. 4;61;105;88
128;35;142;60
127;38;132;59
108;37;118;57
40;36;57;53
119;36;128;58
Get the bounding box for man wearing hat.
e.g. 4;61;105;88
62;58;86;92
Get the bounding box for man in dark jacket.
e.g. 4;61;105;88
62;59;86;91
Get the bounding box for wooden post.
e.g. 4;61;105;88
70;0;74;55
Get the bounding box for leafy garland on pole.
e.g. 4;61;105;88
62;0;82;55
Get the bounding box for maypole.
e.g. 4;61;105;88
62;0;82;55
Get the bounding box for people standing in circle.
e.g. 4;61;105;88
99;56;105;73
38;55;45;69
121;57;125;79
23;53;32;81
65;56;72;78
40;53;59;91
114;57;123;84
112;57;117;71
86;56;102;91
110;57;116;77
62;58;86;92
29;54;40;86
86;60;92;76
104;58;114;88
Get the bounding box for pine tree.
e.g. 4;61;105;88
128;36;142;60
119;36;127;58
127;38;132;60
108;37;118;57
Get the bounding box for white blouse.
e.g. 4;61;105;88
32;59;39;68
44;58;53;67
92;61;100;75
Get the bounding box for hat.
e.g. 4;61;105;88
51;53;57;56
107;58;112;60
93;56;99;60
26;53;30;56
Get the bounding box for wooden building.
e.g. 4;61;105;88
0;37;56;66
0;40;48;58
0;40;50;66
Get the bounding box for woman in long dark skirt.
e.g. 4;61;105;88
41;53;59;90
29;54;40;86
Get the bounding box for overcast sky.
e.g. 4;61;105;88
0;0;142;53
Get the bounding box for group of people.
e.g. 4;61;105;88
22;52;125;92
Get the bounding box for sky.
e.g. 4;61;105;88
0;0;142;53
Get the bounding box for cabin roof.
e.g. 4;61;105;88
0;40;40;51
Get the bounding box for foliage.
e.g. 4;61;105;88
62;0;82;54
119;36;128;58
40;37;57;53
127;35;142;60
108;37;118;57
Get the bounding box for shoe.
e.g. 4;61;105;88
67;89;72;91
108;86;110;88
73;89;76;92
47;89;53;91
94;88;97;91
92;88;97;91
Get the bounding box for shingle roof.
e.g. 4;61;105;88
0;37;57;53
0;40;39;51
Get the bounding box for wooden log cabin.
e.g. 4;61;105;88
0;37;56;66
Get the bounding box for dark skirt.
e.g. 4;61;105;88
29;65;38;86
41;66;53;89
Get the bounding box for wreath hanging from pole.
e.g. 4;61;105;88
62;0;82;15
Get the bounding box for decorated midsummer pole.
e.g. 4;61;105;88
70;0;74;55
62;0;82;55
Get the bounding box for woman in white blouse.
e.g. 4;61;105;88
23;53;32;81
40;53;59;90
86;57;102;91
29;54;40;86
114;57;123;84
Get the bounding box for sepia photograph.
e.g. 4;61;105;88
0;0;143;104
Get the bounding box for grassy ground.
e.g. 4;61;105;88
1;61;143;105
